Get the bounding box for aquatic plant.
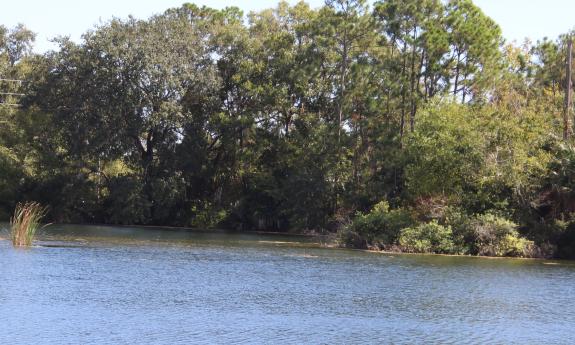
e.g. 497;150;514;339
10;202;47;247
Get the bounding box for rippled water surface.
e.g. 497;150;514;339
1;224;575;344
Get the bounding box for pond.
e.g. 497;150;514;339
1;224;575;344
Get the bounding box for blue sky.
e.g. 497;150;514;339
0;0;574;52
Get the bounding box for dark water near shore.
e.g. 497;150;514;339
1;224;575;344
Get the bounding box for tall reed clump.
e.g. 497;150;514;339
10;202;47;247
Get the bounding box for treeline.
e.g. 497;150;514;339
2;0;575;258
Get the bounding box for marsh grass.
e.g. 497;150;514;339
10;202;48;247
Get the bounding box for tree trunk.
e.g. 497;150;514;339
409;27;417;132
565;38;573;140
400;39;407;144
338;35;348;145
453;50;461;101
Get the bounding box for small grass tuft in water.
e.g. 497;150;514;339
10;202;48;247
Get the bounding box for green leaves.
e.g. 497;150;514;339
399;221;455;254
0;0;565;259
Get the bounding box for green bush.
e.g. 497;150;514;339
436;207;474;254
336;227;369;249
467;213;534;257
552;219;575;259
342;201;413;249
189;200;228;228
399;221;455;254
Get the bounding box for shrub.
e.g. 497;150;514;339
467;213;534;257
553;220;575;259
342;201;413;249
10;201;47;247
399;221;455;254
336;227;368;249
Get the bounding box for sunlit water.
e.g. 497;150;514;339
1;224;575;344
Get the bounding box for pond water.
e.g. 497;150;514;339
1;224;575;344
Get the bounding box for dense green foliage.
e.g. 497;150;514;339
464;213;534;257
2;1;575;257
399;221;455;254
339;201;413;249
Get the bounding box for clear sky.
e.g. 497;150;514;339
0;0;574;52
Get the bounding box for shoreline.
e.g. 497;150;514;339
1;222;573;262
41;222;322;238
361;247;567;262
